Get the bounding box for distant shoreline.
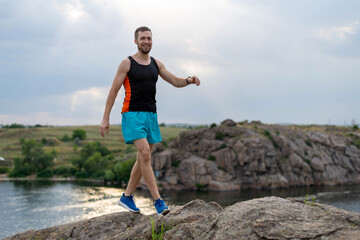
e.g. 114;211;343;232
0;175;105;185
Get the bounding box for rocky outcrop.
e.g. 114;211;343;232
151;120;360;190
5;197;360;240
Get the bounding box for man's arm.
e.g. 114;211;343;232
156;59;200;87
99;58;130;137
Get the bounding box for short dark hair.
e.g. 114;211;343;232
134;26;152;40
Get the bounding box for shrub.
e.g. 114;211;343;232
92;170;105;179
20;139;55;172
353;125;359;131
72;129;87;140
53;166;76;176
263;130;278;148
84;152;108;177
0;167;9;174
305;140;312;148
215;132;225;140
59;134;72;142
80;142;110;160
75;171;89;179
208;155;216;161
113;157;136;183
195;183;208;189
125;146;136;153
37;168;53;178
210;123;217;128
9;158;32;177
104;170;115;182
171;160;181;167
217;166;226;171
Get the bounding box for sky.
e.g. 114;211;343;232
0;0;359;126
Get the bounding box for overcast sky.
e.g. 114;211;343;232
0;0;359;126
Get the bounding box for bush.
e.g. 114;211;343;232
113;157;136;183
53;166;77;176
9;157;32;177
215;132;225;140
72;129;87;140
0;167;9;174
353;125;359;131
208;155;216;161
59;134;72;142
20;139;55;172
210;123;217;128
75;171;89;179
263;130;278;148
92;170;105;179
37;168;53;178
84;152;108;177
104;170;115;182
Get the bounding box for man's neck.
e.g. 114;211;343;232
134;52;150;60
132;52;151;64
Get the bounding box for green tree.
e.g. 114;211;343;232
113;157;136;183
104;170;115;182
84;152;107;177
20;139;55;172
10;139;55;177
72;129;87;140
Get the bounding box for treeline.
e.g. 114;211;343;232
7;129;136;184
1;123;52;128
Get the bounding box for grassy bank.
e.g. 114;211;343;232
0;125;187;167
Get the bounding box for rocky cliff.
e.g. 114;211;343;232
5;197;360;240
151;120;360;190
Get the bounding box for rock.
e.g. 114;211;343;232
6;197;360;240
151;121;360;190
310;157;325;172
220;119;237;127
212;148;236;173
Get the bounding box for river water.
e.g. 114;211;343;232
1;181;359;239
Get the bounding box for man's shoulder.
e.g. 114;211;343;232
118;58;131;72
120;57;131;66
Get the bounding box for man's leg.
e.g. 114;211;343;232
124;144;153;196
132;138;160;200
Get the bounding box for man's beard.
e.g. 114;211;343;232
138;45;151;54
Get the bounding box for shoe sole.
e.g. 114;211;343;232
157;208;170;216
118;200;140;213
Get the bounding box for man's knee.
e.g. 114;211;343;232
138;147;151;163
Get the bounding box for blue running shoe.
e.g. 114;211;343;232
118;193;140;213
154;198;170;215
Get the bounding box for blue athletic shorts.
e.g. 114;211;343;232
121;111;162;144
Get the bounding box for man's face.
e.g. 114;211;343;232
135;31;152;54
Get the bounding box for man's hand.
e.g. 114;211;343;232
99;119;110;137
188;76;201;86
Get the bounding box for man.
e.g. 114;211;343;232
99;26;200;215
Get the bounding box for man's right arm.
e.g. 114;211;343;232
99;58;130;137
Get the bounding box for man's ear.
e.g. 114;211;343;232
134;39;138;45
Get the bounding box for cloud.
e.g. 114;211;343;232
318;21;359;41
71;87;108;112
1;0;360;126
55;0;86;23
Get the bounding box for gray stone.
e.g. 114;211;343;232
7;197;360;240
220;119;237;127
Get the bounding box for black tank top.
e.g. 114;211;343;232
121;56;159;113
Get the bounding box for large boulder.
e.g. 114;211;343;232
6;197;360;240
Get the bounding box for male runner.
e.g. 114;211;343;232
99;26;200;215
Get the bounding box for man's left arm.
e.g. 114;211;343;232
156;59;200;87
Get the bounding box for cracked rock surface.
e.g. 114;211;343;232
5;196;360;240
151;121;360;190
